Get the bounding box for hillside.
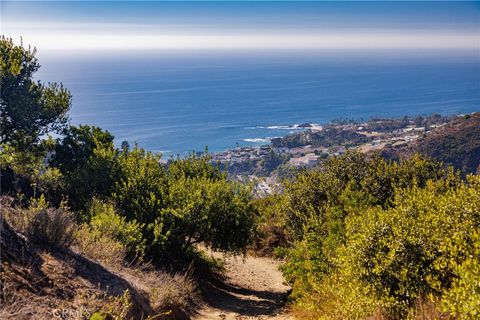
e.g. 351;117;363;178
0;215;197;320
382;113;480;174
0;214;292;320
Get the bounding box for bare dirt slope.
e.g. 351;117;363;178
195;251;292;320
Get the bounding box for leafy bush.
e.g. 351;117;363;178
258;152;477;319
250;195;289;256
112;146;166;228
341;176;480;318
111;150;255;260
441;234;480;319
156;174;254;254
88;199;146;259
50;125;118;211
73;199;146;266
278;152;447;280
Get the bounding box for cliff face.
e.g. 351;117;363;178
382;113;480;175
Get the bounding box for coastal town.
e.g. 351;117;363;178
209;113;465;193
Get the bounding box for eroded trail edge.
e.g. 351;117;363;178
194;252;292;320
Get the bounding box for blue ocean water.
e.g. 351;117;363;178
36;51;480;155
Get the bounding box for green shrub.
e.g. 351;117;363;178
251;195;289;256
441;215;480;318
263;152;473;319
441;238;480;319
111;150;255;260
340;176;480;318
73;199;146;265
112;146;166;233
51;125;118;212
154;174;254;255
88;199;146;259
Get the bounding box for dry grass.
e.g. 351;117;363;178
289;293;455;320
73;225;126;267
1;196;76;248
26;207;76;247
1;197;200;319
71;228;200;318
0;280;134;320
71;289;133;320
118;265;199;317
368;297;454;320
0;281;44;320
409;297;453;320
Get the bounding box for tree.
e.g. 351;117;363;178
0;37;71;195
50;125;117;211
51;125;115;173
121;140;130;151
0;37;71;151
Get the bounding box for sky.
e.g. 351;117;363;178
1;1;479;53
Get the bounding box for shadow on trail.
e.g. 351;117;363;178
200;274;289;317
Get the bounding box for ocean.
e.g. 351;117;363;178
36;51;480;155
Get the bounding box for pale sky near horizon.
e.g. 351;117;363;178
1;1;479;53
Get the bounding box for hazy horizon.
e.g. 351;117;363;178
2;1;479;55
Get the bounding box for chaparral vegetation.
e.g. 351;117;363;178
1;37;479;319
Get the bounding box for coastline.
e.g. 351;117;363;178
206;112;478;194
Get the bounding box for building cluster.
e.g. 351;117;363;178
211;145;272;164
207;119;451;195
213;122;439;171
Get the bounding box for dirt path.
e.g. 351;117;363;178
194;252;292;320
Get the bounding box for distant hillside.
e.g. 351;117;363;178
271;126;370;149
382;113;480;174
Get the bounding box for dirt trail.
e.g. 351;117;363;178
194;252;292;320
